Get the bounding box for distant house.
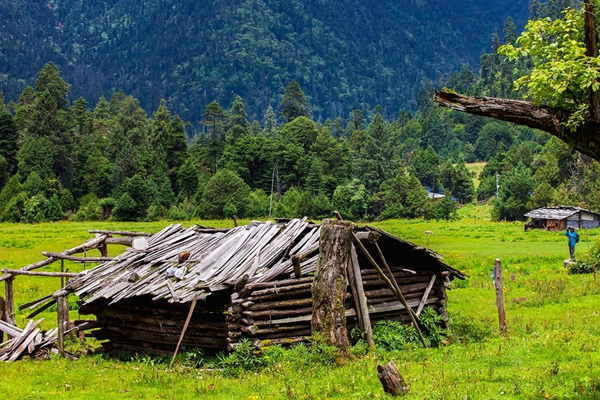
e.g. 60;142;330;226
524;206;600;230
427;192;445;200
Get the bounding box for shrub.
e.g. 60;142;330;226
571;241;600;274
448;312;494;343
200;169;250;218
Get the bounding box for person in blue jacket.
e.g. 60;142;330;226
565;226;578;260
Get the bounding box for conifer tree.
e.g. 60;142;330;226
280;81;311;123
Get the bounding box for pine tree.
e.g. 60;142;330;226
202;101;228;141
280;81;311;123
0;111;18;175
263;105;278;135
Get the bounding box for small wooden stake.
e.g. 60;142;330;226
494;258;507;335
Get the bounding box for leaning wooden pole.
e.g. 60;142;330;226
169;297;197;369
351;232;427;347
311;219;353;354
350;244;374;348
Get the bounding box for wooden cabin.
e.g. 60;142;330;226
524;206;600;231
40;219;464;355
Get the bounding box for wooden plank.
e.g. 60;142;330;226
3;269;80;278
415;275;437;317
350;244;374;348
0;234;108;283
0;319;22;338
4;278;15;325
42;252;113;263
88;230;153;237
57;296;65;356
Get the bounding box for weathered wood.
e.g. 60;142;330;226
42;252;113;263
88;229;153;237
2;269;79;278
4;278;15;326
352;232;427;347
0;234;108;283
350;244;374;348
104;237;135;246
377;360;409;396
432;88;600;162
291;244;319;279
57;296;65;357
311;219;352;353
416;274;437;317
0;319;21;338
494;258;507;335
169;297;197;369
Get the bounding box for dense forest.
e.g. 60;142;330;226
0;0;531;124
0;0;596;223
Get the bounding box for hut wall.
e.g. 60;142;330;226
81;272;452;355
227;268;450;350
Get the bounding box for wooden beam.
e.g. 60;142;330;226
351;232;427;347
169;297;197;369
57;295;65;357
4;277;15;326
88;230;153;237
42;252;113;263
2;269;79;278
416;275;437;317
350;244;374;348
0;234;108;283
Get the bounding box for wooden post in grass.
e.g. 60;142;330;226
4;276;16;326
494;258;507;335
311;219;352;354
57;295;65;356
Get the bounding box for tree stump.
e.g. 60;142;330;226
377;360;409;396
311;219;352;353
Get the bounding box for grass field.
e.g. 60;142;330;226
1;207;600;399
466;162;486;188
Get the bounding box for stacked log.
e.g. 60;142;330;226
80;295;237;355
226;268;450;350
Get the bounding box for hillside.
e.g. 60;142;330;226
0;0;528;124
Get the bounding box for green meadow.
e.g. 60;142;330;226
1;206;600;399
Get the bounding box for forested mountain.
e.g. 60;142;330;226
0;0;529;125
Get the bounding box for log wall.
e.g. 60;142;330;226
82;267;451;354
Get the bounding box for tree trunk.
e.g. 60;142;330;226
433;88;600;162
377;360;409;396
311;219;352;353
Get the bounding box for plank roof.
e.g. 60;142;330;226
524;206;600;220
60;219;462;306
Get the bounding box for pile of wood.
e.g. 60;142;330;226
0;319;58;362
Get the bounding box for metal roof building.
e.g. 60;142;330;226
524;206;600;230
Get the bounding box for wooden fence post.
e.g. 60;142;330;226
5;277;16;326
311;219;352;354
57;295;65;356
494;258;507;335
